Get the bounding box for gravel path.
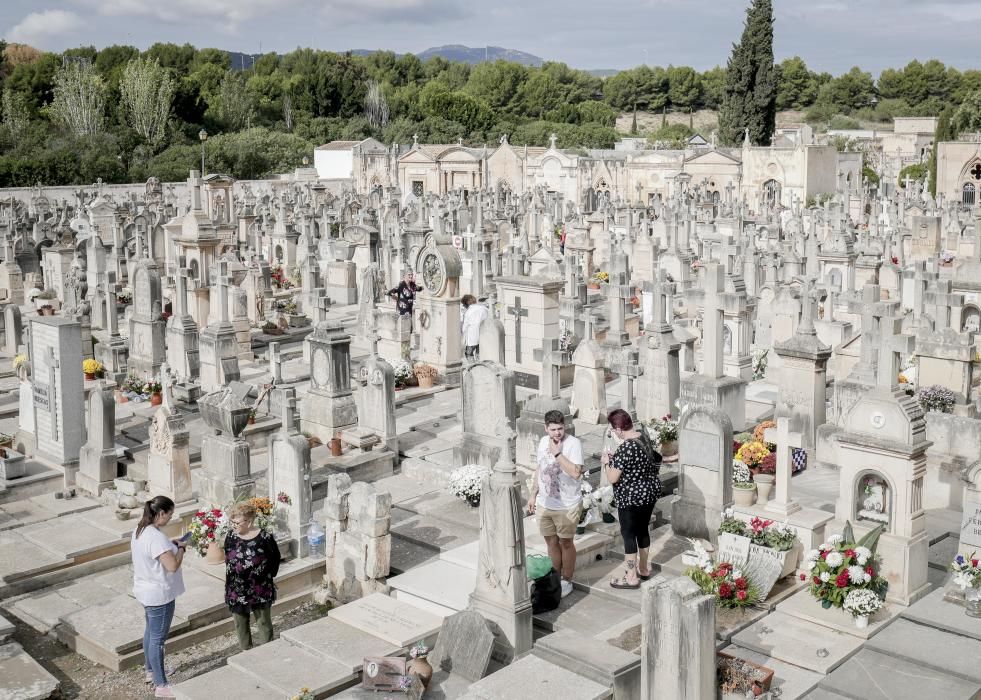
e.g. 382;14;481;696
4;602;329;699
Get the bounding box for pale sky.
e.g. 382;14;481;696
3;0;981;74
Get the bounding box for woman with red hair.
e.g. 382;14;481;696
602;409;662;589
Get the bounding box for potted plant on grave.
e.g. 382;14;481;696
587;271;609;289
393;360;413;390
261;320;284;336
11;354;27;374
247;409;256;425
0;432;13;450
116;290;132;306
406;643;433;690
940;250;955;267
950;554;981;617
918;384;956;414
751;348;768;380
34;289;57;311
82;359;104;381
143;379;163;405
647;414;679;461
448;464;489;507
582;483;616;524
843;588;884;629
802;522;887;620
413;362;438;389
732;461;756;506
717;510;802;579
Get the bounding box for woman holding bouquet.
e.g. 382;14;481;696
221;502;282;650
602;409;662;589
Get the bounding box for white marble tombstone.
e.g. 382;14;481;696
268;387;312;558
77;381;117;495
672;406;734;543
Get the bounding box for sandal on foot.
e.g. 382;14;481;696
610;576;640;589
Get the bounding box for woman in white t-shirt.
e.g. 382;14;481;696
131;496;187;699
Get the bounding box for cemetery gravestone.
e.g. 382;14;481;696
672;406;733;543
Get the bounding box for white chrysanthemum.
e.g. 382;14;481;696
828;534;844;545
805;548;820;562
864;573;872;583
854;546;872;565
825;551;844;568
848;565;866;584
806;560;816;571
820;572;830;582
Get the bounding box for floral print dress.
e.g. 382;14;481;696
223;530;282;614
390;281;418;316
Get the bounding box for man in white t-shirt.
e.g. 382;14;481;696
527;409;583;598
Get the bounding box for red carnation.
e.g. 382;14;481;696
735;577;748;590
812;575;821;584
800;573;807;581
821;550;829;559
865;566;874;576
845;549;855;558
719;583;734;598
736;590;748;601
973;559;979;568
836;571;850;588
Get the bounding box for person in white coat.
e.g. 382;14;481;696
461;294;488;363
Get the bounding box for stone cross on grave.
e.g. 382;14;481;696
650;269;676;331
793;276;824;334
493;418;517;476
763;417;803;516
875;314;915;390
701;262;726;379
268;341;283;383
216;260;230;324
104;271;120;336
925;279;963;331
610;349;642;416
507;297;530;363
282;386;300;434
534;337;568;401
367;330;381;357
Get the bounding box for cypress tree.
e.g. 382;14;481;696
929;106;957;196
718;0;777;146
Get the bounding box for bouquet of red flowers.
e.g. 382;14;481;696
187;507;228;556
802;521;887;608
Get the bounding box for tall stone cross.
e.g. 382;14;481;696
281;386;300;434
104;271;120;337
875;314;915;391
925;279;964;331
506;297;530;363
175;267;190;318
763;417;803;516
650;269;675;332
794;276;824;335
493;418;517;477
216;260;230;324
701;262;726;379
537;337;568;401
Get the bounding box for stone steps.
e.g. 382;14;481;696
0;641;60;700
174;593;443;700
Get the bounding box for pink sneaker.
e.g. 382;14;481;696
155;686;176;698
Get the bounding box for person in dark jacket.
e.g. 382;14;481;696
221;502;282;650
388;270;418;317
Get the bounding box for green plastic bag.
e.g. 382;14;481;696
526;554;553;581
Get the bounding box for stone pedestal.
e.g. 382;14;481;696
128;263;167;378
773;332;832;461
166;313;200;382
678;374;746;433
147;402;192;505
570;341;608;424
300;323;358;443
198;321;240;393
496;276;564;390
325;260;358;305
414;294;463;387
637;329;681;423
197;434;254;506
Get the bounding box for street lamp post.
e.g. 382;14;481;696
198;129;208;176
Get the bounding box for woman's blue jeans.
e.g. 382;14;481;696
143;600;175;686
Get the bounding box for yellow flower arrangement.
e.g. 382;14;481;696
735;440;770;468
752;420;776;443
82;359;104;375
12;354;27;371
898;374;908;384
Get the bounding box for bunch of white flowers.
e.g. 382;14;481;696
733;461;752;484
825;551;844;568
689;538;714;573
853;546;872;566
448;465;489;507
843;589;883;618
848;565;871;584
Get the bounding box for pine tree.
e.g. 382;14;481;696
630;105;638;135
718;0;776;146
929;106;957;196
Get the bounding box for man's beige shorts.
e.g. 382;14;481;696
536;507;578;539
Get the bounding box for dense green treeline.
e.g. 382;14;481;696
2;39;981;186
